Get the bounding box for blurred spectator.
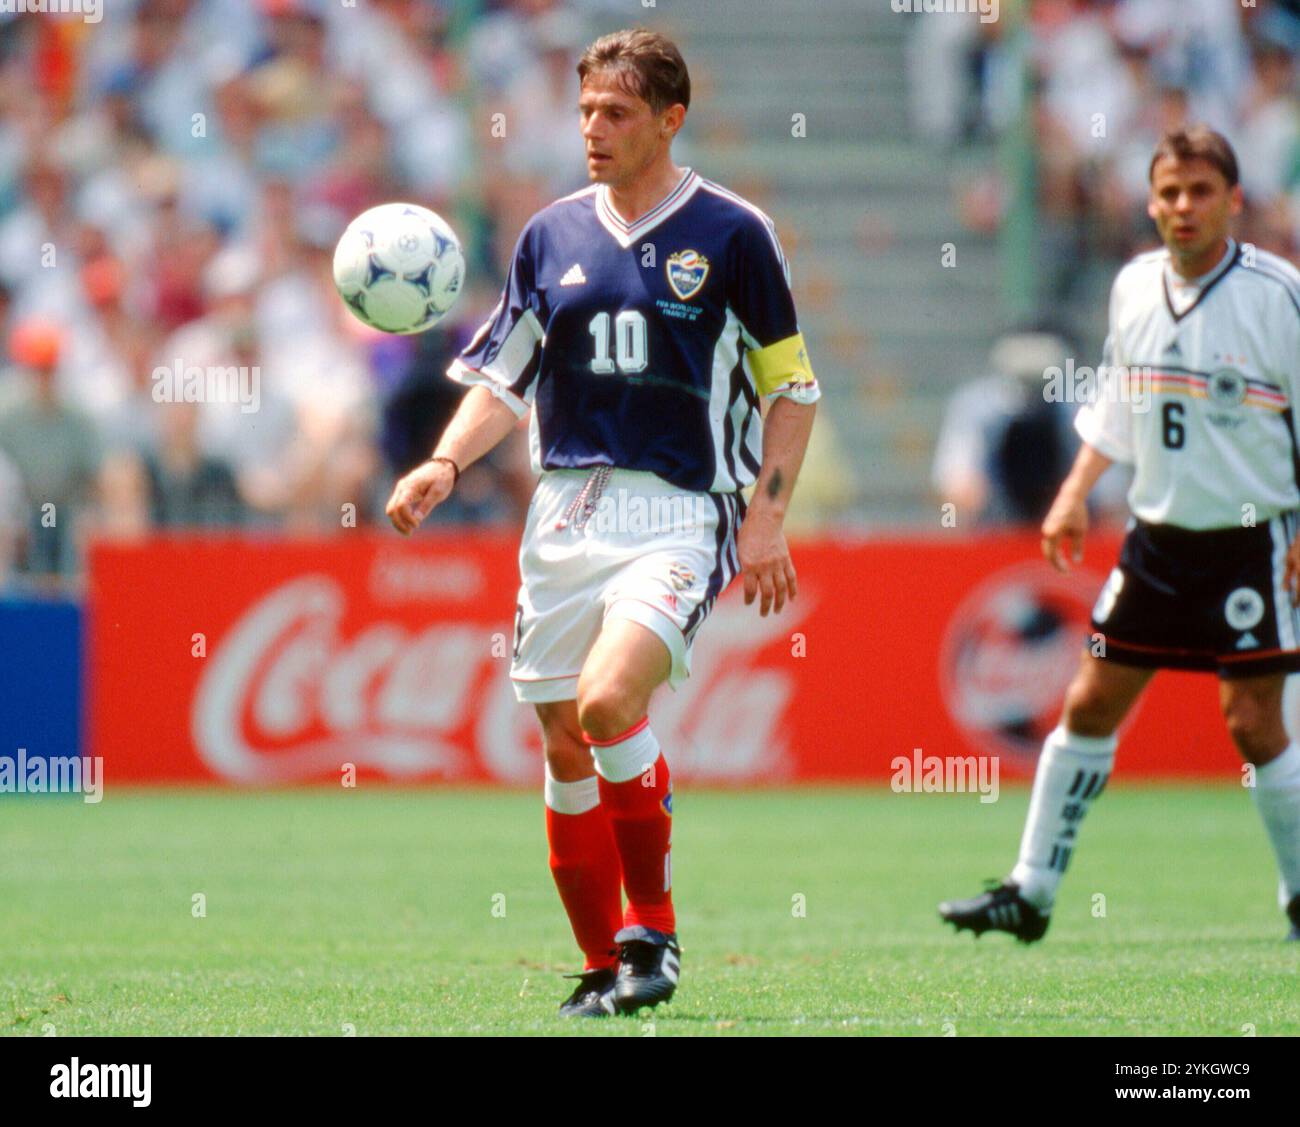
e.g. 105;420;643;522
932;327;1127;528
1238;38;1300;255
0;319;103;577
143;401;242;526
160;243;294;517
466;0;563;97
496;8;589;198
1259;1;1300;57
0;282;12;352
0;157;79;307
324;0;469;201
62;244;156;434
0;443;25;590
907;8;1014;146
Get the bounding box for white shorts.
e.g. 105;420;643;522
510;466;744;704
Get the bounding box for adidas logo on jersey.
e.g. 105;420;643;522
1236;632;1260;650
560;264;587;286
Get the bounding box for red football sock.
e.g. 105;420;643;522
545;778;623;970
587;719;675;935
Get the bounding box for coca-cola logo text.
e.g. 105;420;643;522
192;573;806;784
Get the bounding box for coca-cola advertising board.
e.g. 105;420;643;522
87;532;1240;785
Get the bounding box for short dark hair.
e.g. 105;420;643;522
577;27;690;115
1148;126;1240;188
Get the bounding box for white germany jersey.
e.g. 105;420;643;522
1075;238;1300;530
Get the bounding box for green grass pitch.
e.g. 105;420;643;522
2;785;1296;1036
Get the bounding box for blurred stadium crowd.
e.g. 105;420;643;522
2;0;1300;587
917;0;1300;268
924;0;1300;528
0;0;632;588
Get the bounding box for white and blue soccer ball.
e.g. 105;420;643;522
332;203;465;334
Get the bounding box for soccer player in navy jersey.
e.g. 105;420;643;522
386;28;819;1015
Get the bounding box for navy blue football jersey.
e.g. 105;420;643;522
448;168;819;493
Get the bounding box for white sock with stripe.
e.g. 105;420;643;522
1009;725;1116;910
544;767;600;814
588;720;660;784
1250;743;1300;908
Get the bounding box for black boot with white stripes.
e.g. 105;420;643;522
558;967;618;1018
611;926;681;1013
938;880;1051;943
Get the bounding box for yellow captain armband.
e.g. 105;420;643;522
748;332;818;399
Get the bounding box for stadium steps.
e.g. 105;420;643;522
674;2;1006;524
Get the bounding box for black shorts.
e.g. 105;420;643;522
1090;514;1300;679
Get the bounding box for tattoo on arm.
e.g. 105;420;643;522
766;468;783;500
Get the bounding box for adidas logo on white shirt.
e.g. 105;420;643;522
560;264;587;286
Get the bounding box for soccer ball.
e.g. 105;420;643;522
332;203;465;334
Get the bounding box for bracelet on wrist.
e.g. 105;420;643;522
428;455;460;485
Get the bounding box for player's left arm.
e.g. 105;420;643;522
1281;292;1300;607
729;214;821;617
1285;538;1300;608
741;393;817;616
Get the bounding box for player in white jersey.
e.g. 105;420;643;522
941;127;1300;942
385;29;818;1013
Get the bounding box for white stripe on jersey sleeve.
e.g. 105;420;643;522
736;361;764;471
708;306;745;492
485;307;544;386
448;358;530;417
446;307;544;419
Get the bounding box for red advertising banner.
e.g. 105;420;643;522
87;532;1242;785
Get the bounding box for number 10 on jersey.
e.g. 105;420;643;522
589;311;648;375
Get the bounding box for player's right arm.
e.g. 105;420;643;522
386;386;520;535
1045;273;1134;571
388;223;544;536
1041;442;1114;572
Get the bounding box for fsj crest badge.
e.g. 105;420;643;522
666;250;710;300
